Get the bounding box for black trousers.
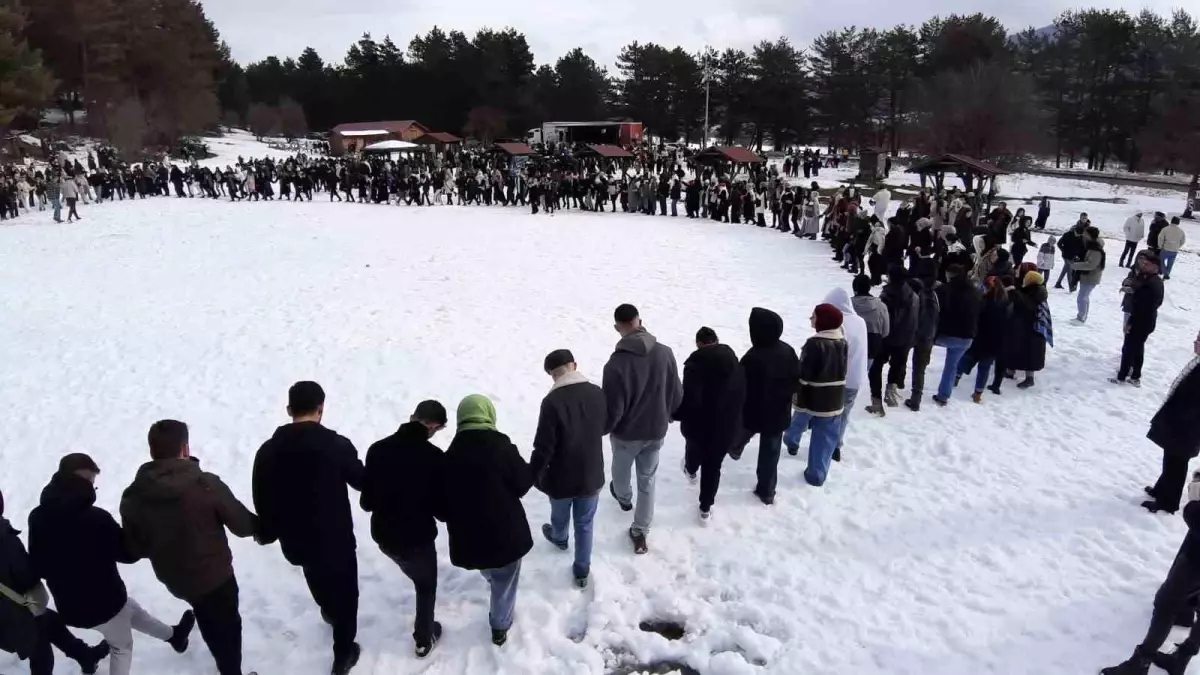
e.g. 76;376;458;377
1153;452;1191;513
385;543;438;646
29;610;93;675
1119;240;1139;268
1140;552;1200;652
191;576;242;675
869;344;911;398
685;440;729;511
302;553;359;660
1119;328;1152;381
910;341;934;398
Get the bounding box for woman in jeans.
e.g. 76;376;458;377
1070;226;1106;324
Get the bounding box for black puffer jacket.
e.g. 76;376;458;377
675;343;746;452
881;278;919;348
0;517;38;657
792;332;849;417
361;422;445;555
28;473;135;628
530;374;608;500
1149;360;1200;461
935;276;983;340
440;429;533;571
740;308;800;434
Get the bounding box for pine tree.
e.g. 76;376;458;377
0;0;55;127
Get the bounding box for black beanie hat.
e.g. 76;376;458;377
543;349;576;373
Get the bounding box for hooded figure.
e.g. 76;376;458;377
439;395;532;645
676;330;747;516
737;308;801;504
816;288;868;457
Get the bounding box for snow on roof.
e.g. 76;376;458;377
362;140;422;152
17;135;42;147
338;129;390;137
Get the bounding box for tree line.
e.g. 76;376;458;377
1;3;1197;181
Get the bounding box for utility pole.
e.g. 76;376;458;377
701;59;715;149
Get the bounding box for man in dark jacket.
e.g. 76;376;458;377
931;264;983;405
29;454;193;675
1148;211;1170;252
0;489;109;675
783;305;849;487
603;304;683;554
361;400;447;658
1141;331;1200;517
121;420;258;675
1102;453;1200;674
867;266;919;415
439;395;533;647
676;328;746;520
532;350;607;586
1114;254;1166;388
904;260;942;411
736;307;800;505
252;381;364;675
1055;219;1087;291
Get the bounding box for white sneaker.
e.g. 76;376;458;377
681;458;697;486
699;508;711;524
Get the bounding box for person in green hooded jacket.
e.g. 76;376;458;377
439;395;533;647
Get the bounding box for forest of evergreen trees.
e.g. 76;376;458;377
1;2;1198;178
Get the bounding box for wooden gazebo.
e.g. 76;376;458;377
908;153;1008;214
694;146;765;166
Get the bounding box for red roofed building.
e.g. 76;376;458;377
330;120;428;156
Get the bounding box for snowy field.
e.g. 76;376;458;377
2;136;1200;675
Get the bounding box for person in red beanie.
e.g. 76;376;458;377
783;304;849;487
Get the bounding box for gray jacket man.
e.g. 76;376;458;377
602;304;682;554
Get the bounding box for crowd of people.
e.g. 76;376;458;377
1;139;1197;675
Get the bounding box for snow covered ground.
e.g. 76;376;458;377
2;136;1200;675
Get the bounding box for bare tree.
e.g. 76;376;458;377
1139;91;1200;218
462;106;508;144
246;103;280;140
107;98;149;160
221;109;242;130
908;62;1048;163
278;97;308;140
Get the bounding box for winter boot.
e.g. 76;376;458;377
77;641;110;675
629;528;648;555
1017;376;1036;390
832;447;842;462
971;391;984;404
865;398;886;417
168;611;195;653
904;397;921;412
785;442;799;456
931;395;949;407
884;385;900;407
415;623;443;659
988;384;1003;396
492;629;509;647
1152;640;1200;675
1099;646;1152;675
541;524;568;551
332;642;362;675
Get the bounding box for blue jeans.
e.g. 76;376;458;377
835;388;858;450
957;353;996;393
1077;282;1097;321
936;336;973;400
480;559;521;631
548;494;599;579
51;197;62;222
610;437;663;535
785;412;842;486
1163;251;1178;278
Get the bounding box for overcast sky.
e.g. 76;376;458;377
204;0;1186;69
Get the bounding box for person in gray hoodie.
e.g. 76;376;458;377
603;304;683;554
851;274;890;364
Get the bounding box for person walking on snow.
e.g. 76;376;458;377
28;454;195;675
1159;218;1186;281
531;350;608;586
783;304;849;486
0;488;110;675
1111;254;1165;390
603;304;682;554
360;400;448;658
871;187;891;222
1120;213;1145;268
866;265;919;416
1139;331;1200;518
1037;236;1057;279
904;260;942;412
931;264;982;406
1055;218;1087;291
816;288;868;462
119;420;258;675
252;382;365;675
676;328;746;522
1071;227;1106;324
438;395;533;648
735;308;801;506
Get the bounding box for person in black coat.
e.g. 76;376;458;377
1142;333;1200;517
531;350;608;587
0;488;109;675
1114;254;1166;387
867;265;919;415
439;395;532;647
956;277;1011;401
28;455;192;674
1103;449;1200;674
252;381;365;675
931;264;983;405
1055;220;1087;291
676;328;746;519
736;308;800;505
360;400;448;658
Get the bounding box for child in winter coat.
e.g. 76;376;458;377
1037;236;1056;278
851;274;890;365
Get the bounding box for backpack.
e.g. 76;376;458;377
914;284;941;343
